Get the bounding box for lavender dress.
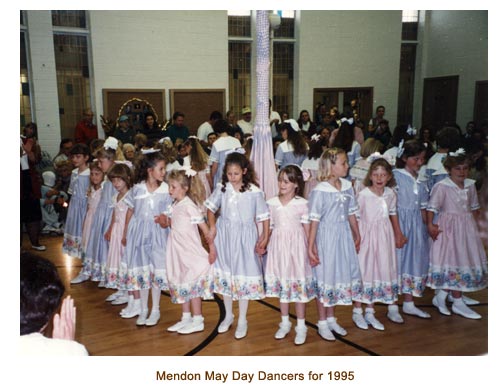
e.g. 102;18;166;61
209;136;241;187
308;179;363;306
275;141;307;169
205;183;269;300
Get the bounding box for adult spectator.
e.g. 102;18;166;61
165;111;190;146
113;115;136;145
269;99;282;138
21;122;45;251
226;109;237;136
74;108;98;145
20;252;88;356
365;105;386;139
236;106;254;135
297;109;317;138
139;112;166;144
53;138;74;164
197;110;222;145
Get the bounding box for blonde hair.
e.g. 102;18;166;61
318;147;346;181
155;139;178;164
360;138;384;158
167;169;206;207
184;137;209;171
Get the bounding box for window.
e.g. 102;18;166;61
397;43;417;125
228;42;252;118
272;43;294;118
52;10;87;28
228;10;251;37
272;10;295;39
402;10;418;41
20;31;32;128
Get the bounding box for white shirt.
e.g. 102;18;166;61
196;121;214;142
237;119;254;135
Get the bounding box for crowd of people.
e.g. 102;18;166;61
20;102;488;351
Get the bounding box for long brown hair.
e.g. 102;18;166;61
168;169;206;207
221;152;258;193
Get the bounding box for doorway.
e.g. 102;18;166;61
422;76;459;132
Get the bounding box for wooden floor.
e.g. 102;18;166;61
23;234;488;357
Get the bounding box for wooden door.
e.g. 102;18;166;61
474;80;488;128
422;76;459;132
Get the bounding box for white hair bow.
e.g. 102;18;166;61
226;147;246;156
311;134;320;142
103;137;118;150
341;117;354;125
449;148;466;157
406;125;417;136
284;119;300;132
367;152;396;166
141;148;161;154
396;140;405;158
180;166;197;177
188;135;198;140
158;137;172;144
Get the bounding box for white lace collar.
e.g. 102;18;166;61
314;178;352;193
440;177;475;189
267;195;307;207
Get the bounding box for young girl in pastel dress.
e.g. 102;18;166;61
308;148;363;341
352;156;407;331
209;119;241;187
103;164;133;302
205;152;270;339
329;118;361;179
274;119;308;170
264;165;316;345
182;136;212;201
301;135;327;199
119;150;172;327
73;161;104;284
427;151;487;319
163;169;215;334
392;140;431;322
62;144;90;258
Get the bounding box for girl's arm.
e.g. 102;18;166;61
255;219;270;255
206;209;217;243
348;214;361;253
389;214;408;248
198;222;216;264
104;210;116;242
420;208;428;225
210;162;218;187
122;208;134;246
426;210;441;241
308;221;320;266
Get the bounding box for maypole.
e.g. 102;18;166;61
250;10;278;199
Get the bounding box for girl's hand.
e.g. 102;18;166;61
52;296;76;341
395;232;408;248
208;243;217;264
155;214;169;228
255;234;268;256
354;234;361;253
308;245;320;266
121;236;127;247
104;229;112;241
428;223;442;241
206;227;217;243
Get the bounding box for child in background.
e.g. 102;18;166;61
350;138;385;194
119;150;171;327
209;119;242;187
308;148;362;341
301;135;327;199
274;119;308;169
164;169;215;334
353;156;406;331
205;152;270;339
182;136;212;200
72;161;104;284
103;164;133;302
265;165;316;345
62;144;90;258
155;137;181;174
392;140;431;321
40;171;65;234
427;150;487;319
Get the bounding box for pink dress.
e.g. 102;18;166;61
165;196;213;304
81;186;102;276
105;192;129;289
427;178;487;292
356;187;399;304
264;196;316;302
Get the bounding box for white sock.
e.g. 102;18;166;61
223;296;233;319
151;286;161;312
238;299;249;324
365;307;375;314
281;315;290;324
297;318;306;328
388;304;399;313
193;314;204;322
140;289;149;311
352;308;363;315
182;312;192;320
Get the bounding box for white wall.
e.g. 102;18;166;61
412;10;488;128
89;10;229;137
296;10;402;123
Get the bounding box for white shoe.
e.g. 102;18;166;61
70;272;89;284
98;280;106;288
352;311;368;330
448;293;480;305
235;321;248;339
317;322;335;341
111;294;129;305
294;326;307;345
31;245;46;251
432;295;451;316
136;309;149;326
145;310;161;326
119;297;134;315
121;300;141;318
167;317;193;332
217;314;234;333
327;317;347;336
452;299;482;320
178;317;205;334
105;291;121;302
365;311;385;331
274;322;292;339
402;302;431;319
387;305;404;324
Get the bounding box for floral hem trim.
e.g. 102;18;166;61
427;265;488;291
213;270;265;300
168;275;214;304
62;235;83;258
359;280;399;304
264;276;316;302
314;279;363;307
399;274;428;297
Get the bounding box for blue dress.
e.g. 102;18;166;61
308;179;363;306
86;178;116;281
393;168;430;297
62;168;90;258
208;136;241;187
205;183;270;300
120;181;172;291
274;140;307;169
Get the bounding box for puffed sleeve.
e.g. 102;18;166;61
205;183;222;213
188;202;206;224
387;188;397;215
308;190;322;222
255;191;270;222
274;143;284;166
419;180;430;209
347;188;359;216
123;184;137;208
427;182;444;213
298;200;310;224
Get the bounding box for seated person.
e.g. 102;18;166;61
40;171;67;234
20;252;88;356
